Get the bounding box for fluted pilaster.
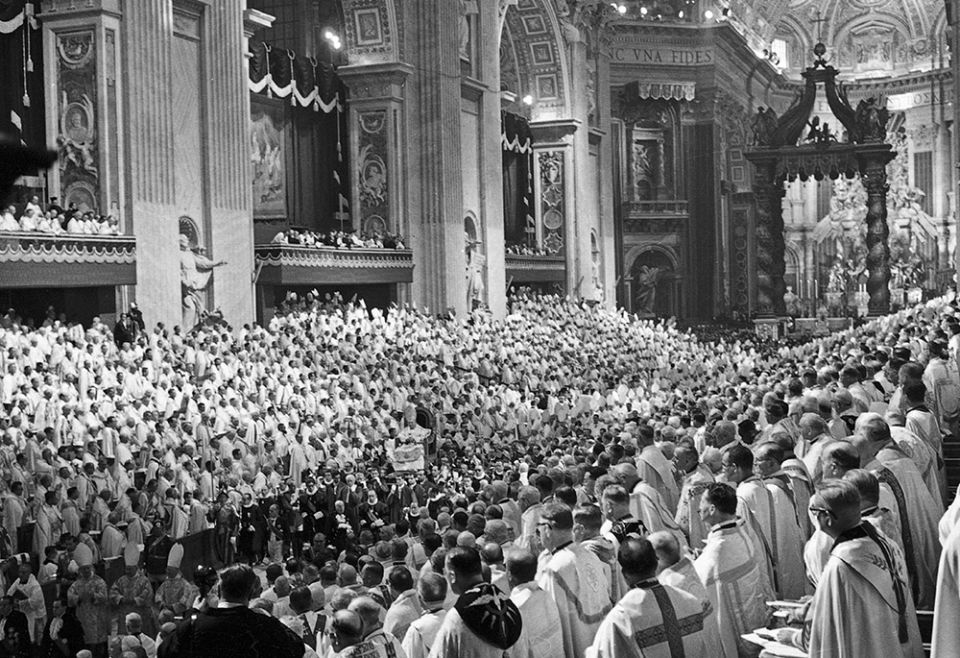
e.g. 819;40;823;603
125;0;174;205
208;1;249;212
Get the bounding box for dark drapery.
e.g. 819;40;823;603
0;2;45;151
501;112;534;246
249;41;349;233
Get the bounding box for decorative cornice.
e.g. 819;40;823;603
338;62;414;102
242;8;274;40
40;0;122;20
530;119;581;145
0;233;136;264
254;245;414;270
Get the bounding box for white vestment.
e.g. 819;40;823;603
694;521;770;658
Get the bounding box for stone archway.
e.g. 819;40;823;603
629;248;679;318
499;0;569;120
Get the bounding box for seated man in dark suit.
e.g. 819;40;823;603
158;564;304;658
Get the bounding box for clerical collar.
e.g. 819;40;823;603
711;520;738;532
216;601;246;609
832;523;870;550
552;540;573;555
632;578;660;590
861;505;879;516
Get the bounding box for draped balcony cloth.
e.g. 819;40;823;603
631;81;696;102
501;111;533;154
248;41;342;113
0;2;37;35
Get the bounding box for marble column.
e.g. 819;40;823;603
122;0;179;326
478;0;506;319
595;47;616;307
861;157;891;314
750;157;786;316
565;33;594;300
403;0;468;316
208;0;255;325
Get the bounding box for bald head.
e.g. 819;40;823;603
417;572;447;608
347;596;383;636
647;530;681;571
799;413;828;440
713;421;737;448
331;609;364;651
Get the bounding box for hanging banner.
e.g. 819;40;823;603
248;41;342;113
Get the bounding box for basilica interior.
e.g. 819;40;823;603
0;0;957;329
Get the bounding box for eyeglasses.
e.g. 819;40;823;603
536;521;554;529
808;506;836;519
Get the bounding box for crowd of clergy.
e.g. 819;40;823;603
0;288;960;657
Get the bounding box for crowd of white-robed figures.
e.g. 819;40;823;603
3;286;960;658
422;293;960;658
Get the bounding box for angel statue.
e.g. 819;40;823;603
853;97;889;143
751;106;778;147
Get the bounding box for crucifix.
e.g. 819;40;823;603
811;9;826;44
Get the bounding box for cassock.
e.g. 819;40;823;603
509;581;563;658
586;579;708;658
537;542;612;658
629;483;688;551
737;477;806;599
166;503;189;540
804;505;901;587
636;445;680;514
933;523;960;657
694;520;770;658
110;572;157;637
866;449;942;609
32;503;62;558
658;555;720;649
401;608;446;658
7;573;45;643
383;589;422;643
798;523;922;658
674;465;714;551
155;575;197;616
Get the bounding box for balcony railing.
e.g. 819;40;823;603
622;200;689;234
254;244;414;285
504;253;566;283
0;232;136;287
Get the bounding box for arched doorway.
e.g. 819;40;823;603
629;249;678;317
